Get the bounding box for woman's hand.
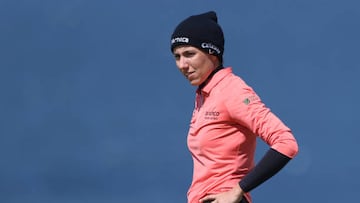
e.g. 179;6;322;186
199;184;245;203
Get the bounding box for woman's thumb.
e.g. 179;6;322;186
199;195;216;202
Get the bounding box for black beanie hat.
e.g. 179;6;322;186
170;11;224;58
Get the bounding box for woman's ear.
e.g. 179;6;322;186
209;54;221;67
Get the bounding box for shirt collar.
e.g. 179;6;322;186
197;67;233;95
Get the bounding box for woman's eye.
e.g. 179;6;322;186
184;52;195;57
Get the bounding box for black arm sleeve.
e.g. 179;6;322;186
239;148;291;192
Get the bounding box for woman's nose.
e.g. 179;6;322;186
178;56;189;70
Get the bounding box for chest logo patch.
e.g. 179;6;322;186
204;111;220;120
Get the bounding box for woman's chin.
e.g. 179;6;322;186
189;79;201;86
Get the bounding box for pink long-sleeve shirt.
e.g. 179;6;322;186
187;67;298;203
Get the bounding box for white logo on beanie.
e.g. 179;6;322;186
171;37;189;44
201;43;221;54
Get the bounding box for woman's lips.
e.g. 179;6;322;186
186;72;195;79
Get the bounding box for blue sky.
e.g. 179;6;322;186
1;0;359;202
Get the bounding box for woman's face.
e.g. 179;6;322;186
173;46;218;86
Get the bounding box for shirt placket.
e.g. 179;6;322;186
195;91;204;111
